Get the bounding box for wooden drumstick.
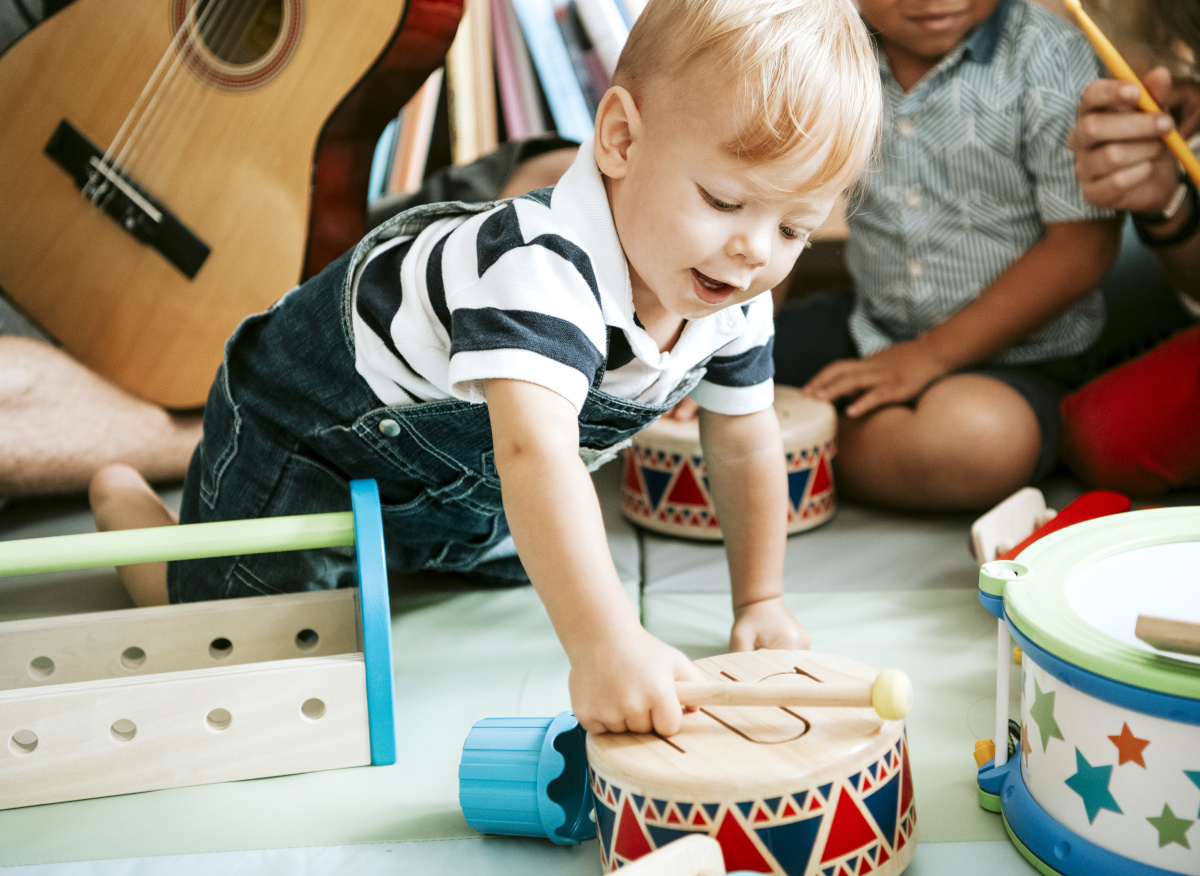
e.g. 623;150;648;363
1136;614;1200;658
675;668;912;721
1064;0;1200;190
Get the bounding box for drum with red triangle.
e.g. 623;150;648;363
620;388;837;540
588;650;916;875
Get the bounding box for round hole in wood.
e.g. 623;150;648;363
110;719;137;743
206;708;232;731
28;656;54;679
208;637;234;660
300;698;326;720
295;628;319;650
9;729;38;755
121;646;147;670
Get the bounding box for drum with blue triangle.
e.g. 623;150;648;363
620;388;837;540
587;650;916;875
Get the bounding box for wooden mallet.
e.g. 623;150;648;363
675;668;913;721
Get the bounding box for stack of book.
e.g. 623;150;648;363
368;0;643;202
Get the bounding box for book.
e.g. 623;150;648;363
446;0;497;165
575;0;628;78
388;68;445;194
368;116;400;204
510;0;594;143
551;0;603;115
492;0;548;140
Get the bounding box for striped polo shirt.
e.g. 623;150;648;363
848;0;1114;366
349;139;776;416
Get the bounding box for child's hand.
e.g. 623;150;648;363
568;626;705;737
730;596;811;651
804;340;948;417
663;396;700;421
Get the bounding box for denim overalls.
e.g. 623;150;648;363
169;200;704;602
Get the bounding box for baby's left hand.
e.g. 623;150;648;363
804;340;949;417
730;596;811;651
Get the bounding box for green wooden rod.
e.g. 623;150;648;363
0;512;357;577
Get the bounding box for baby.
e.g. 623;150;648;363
90;0;881;736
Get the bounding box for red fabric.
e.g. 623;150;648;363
1060;325;1200;497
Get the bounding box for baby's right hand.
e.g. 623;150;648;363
568;627;705;737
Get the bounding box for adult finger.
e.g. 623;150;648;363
1071;105;1172;155
1075;79;1143;123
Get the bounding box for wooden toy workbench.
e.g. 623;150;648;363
0;479;395;810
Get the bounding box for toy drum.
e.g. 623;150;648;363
977;508;1200;876
588;650;916;875
620;388;836;540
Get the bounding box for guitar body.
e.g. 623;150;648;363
0;0;462;408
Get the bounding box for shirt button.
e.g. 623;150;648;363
378;419;401;438
907;260;923;278
897;119;915;137
904;188;922;208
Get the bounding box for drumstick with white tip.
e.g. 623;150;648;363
675;668;912;721
1064;0;1200;189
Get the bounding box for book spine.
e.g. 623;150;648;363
510;0;594;142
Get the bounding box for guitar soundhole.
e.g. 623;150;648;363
194;0;283;65
170;0;304;91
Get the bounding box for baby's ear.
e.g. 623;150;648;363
594;86;640;179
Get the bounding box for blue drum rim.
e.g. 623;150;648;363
1003;508;1200;703
1008;621;1200;725
983;755;1189;876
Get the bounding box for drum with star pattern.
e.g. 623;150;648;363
980;509;1200;875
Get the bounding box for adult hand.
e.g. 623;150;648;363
1067;68;1200;214
803;340;949;418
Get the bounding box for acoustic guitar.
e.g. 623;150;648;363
0;0;462;409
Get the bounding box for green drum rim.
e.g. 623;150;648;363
1007;507;1200;699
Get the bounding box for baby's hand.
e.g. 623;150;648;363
804;341;948;417
730;596;811;651
569;627;705;737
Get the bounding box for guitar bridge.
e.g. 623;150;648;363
44;121;210;279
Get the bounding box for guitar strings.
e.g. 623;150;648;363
92;0;247;216
89;2;213;209
118;0;251;181
98;0;243;209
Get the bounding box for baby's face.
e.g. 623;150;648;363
857;0;1000;63
605;73;839;329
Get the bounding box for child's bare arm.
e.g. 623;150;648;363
698;406;810;651
484;378;703;736
806;218;1122;416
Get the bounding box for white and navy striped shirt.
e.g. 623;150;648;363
350;139;776;416
848;0;1114;365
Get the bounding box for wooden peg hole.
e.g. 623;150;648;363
300;698;326;720
295;628;319;650
206;709;232;732
208;637;234;660
121;647;146;670
9;729;38;755
110;719;137;743
28;655;54;679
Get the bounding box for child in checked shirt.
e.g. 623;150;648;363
775;0;1123;511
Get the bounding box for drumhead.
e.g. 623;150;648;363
1005;508;1200;700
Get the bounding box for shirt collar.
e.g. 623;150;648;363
550;138;631;315
962;0;1014;65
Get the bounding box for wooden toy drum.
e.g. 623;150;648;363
588;650;916;875
977;509;1200;876
620;388;836;540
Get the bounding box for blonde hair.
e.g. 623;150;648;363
615;0;881;193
